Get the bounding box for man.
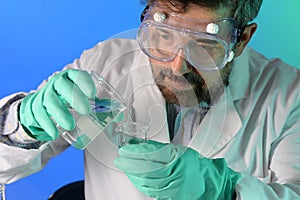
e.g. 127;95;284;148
1;0;300;199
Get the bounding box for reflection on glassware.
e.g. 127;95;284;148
116;121;149;148
57;71;131;150
0;183;6;200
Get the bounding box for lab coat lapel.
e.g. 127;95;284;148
131;64;170;143
189;91;242;157
189;48;252;156
132;85;170;143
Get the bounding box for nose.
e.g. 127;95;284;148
171;48;192;75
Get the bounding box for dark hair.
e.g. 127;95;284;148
140;0;263;28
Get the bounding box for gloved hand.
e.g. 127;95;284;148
114;139;241;200
19;69;96;141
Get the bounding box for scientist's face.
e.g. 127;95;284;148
143;2;235;107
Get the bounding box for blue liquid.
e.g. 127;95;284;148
60;98;128;150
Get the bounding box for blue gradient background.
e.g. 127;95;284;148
0;1;299;199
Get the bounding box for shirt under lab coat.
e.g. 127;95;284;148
0;38;300;199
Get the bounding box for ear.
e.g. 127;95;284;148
140;6;149;22
234;23;257;56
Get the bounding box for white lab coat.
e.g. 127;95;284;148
0;38;300;199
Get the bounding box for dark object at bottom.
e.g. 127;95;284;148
48;180;85;200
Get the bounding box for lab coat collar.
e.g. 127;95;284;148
188;89;242;157
187;48;253;156
227;47;251;101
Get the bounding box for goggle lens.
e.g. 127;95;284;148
137;4;241;71
138;21;231;70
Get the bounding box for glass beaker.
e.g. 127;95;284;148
58;71;131;150
116;121;149;148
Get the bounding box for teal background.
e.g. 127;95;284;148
249;0;300;68
0;1;299;199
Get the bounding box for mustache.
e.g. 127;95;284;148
154;68;205;86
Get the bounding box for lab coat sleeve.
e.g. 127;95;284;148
235;93;300;199
0;92;71;184
235;175;300;199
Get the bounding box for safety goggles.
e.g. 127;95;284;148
137;5;242;71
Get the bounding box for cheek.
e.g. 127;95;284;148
196;70;223;86
150;58;173;72
150;61;161;76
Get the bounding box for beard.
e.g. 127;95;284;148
151;61;232;107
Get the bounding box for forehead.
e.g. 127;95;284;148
146;3;235;35
152;1;231;20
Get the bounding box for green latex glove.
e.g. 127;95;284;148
19;69;96;141
114;139;241;200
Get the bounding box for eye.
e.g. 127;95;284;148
154;28;173;40
161;33;171;41
150;29;171;41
